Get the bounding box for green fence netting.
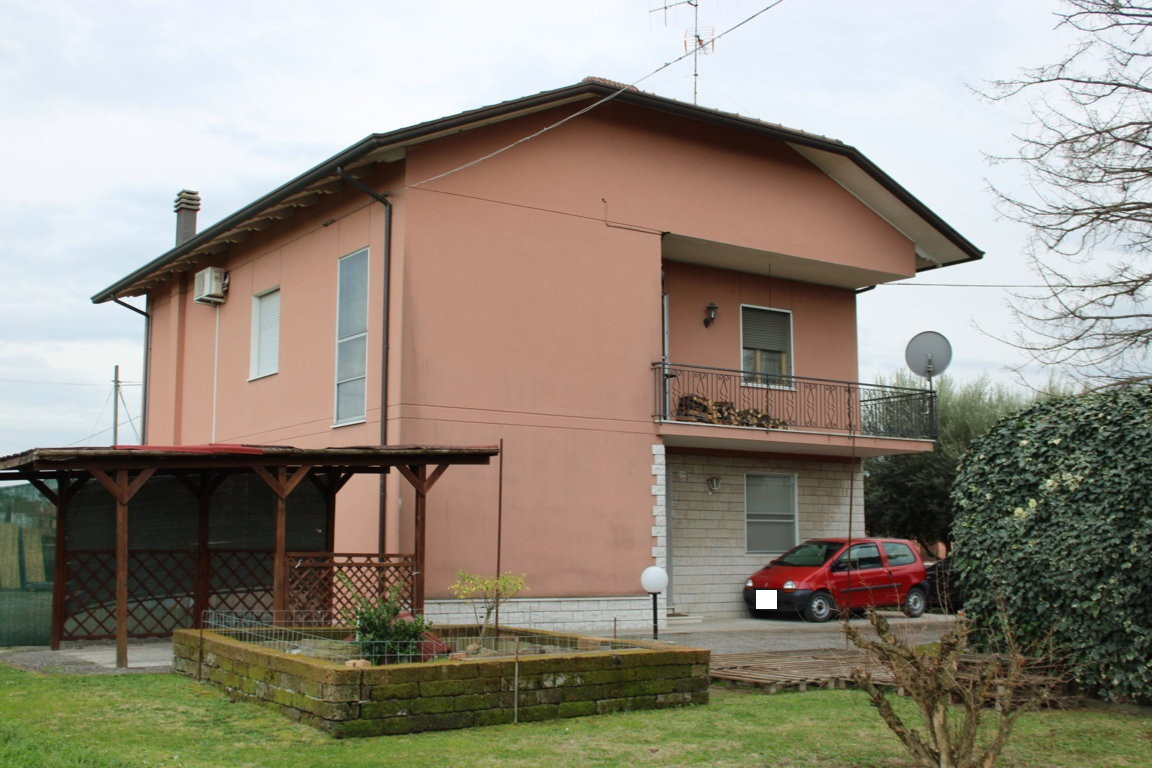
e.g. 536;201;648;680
0;484;54;645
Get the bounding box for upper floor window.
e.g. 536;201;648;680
746;473;796;554
250;288;280;380
742;305;792;384
335;248;369;425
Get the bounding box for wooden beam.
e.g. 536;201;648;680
251;464;312;500
396;463;450;494
89;468;155;504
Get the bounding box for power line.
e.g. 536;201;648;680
0;378;141;387
882;282;1051;289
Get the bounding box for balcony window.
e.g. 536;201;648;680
741;306;791;386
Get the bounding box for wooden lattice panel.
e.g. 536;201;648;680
287;554;416;618
62;550;118;639
126;550;196;635
209;550;274;613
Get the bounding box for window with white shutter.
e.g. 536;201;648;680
250;288;280;380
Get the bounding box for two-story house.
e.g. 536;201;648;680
93;79;980;630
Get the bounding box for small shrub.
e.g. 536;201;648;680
844;611;1060;768
449;571;526;636
339;576;431;664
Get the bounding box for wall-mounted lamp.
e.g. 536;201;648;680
706;475;723;493
703;303;718;327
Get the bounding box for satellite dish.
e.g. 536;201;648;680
905;331;952;381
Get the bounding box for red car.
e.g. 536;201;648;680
742;537;928;622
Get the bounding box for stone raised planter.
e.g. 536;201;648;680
172;626;709;737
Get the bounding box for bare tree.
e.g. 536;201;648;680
989;1;1152;384
845;611;1063;768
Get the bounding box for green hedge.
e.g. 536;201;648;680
951;385;1152;704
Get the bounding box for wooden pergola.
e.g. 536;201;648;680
0;443;498;667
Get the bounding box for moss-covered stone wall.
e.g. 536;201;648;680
172;628;710;737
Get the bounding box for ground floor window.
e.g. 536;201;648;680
745;473;796;553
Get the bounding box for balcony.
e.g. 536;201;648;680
653;363;937;441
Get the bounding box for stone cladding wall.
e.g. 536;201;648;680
666;453;863;619
172;627;709;737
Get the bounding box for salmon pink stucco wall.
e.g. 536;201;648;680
407;102;916;277
663;262;857;381
384;167;666;597
142;180;400;552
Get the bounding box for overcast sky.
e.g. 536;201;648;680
0;0;1080;456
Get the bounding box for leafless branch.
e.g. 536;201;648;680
984;1;1152;385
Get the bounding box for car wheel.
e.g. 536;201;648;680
902;587;926;618
803;591;837;623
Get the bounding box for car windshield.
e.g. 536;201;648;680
773;541;843;567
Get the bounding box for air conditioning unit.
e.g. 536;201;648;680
193;267;228;304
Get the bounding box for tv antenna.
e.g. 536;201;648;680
651;0;715;104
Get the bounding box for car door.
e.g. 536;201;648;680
828;542;888;609
880;540;923;606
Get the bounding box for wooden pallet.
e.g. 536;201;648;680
709;649;897;693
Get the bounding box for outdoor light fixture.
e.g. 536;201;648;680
706;475;723;493
640;565;668;641
703;303;718;327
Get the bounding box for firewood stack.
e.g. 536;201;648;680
676;395;787;429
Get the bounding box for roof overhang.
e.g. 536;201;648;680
0;444;499;479
92;79;982;303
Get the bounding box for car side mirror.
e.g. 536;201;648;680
830;560;848;573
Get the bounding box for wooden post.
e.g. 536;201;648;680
194;485;211;627
27;474;70;652
51;497;67;650
115;487;129;668
273;485;287;614
88;468;154;668
412;466;427;614
396;464;449;616
251;465;312;618
176;471;227;629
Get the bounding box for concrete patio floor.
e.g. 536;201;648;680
660;611;956;655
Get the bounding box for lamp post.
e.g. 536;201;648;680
640;565;668;641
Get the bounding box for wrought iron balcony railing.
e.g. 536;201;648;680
653;362;937;440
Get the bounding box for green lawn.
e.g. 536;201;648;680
0;665;1148;768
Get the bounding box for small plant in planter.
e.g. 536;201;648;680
339;576;432;665
449;570;527;638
